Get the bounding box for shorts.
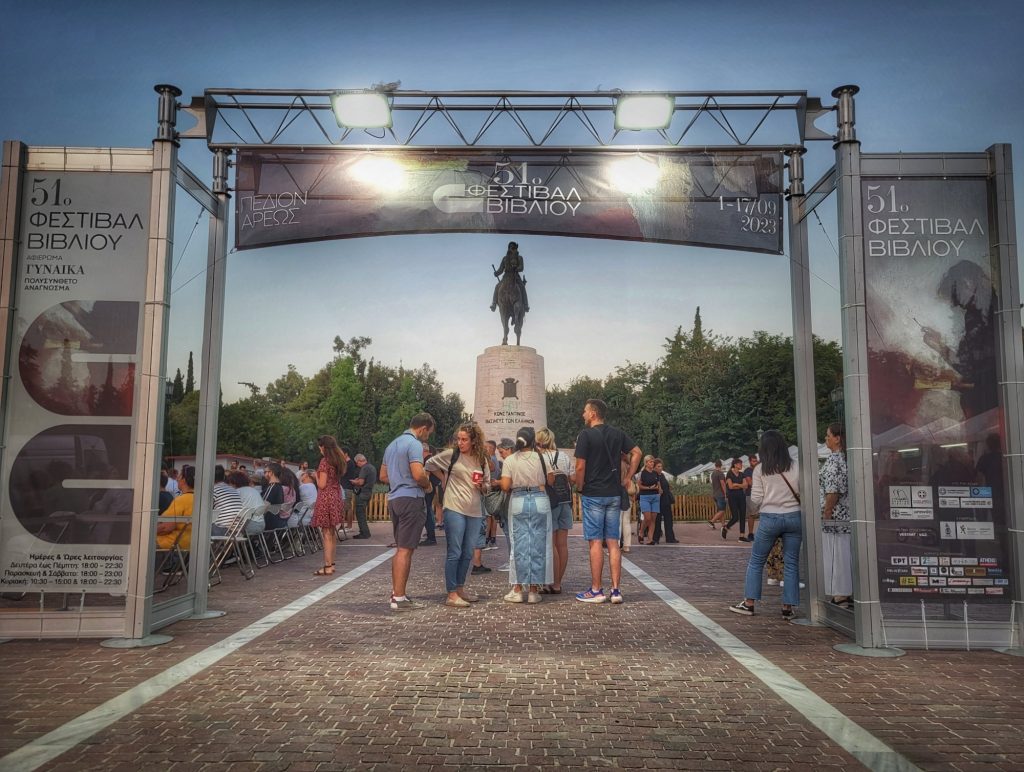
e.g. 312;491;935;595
551;501;573;531
639;493;661;514
389;496;427;549
581;495;621;542
747;497;760;518
714;495;727;511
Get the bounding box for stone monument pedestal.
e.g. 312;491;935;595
474;346;546;442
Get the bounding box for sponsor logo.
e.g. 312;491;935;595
891;556;909;566
967;588;985;595
951;557;978;566
908;556;921;566
972;579;994;586
940;587;966;594
891;508;933;520
970;486;992;498
921;557;938;566
889;486;911;507
939;557;951;566
984;588;1004;596
948;578;972;586
965;568;987;577
913;588;939;595
889;588;913;593
931;577;948;586
899;576;918;586
961;497;992;509
938;496;961;508
911;567;928;576
912;486;934;507
995;579;1009;586
938;486;970;497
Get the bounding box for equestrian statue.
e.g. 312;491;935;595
490;241;530;346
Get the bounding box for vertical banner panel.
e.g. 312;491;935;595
0;171;151;593
863;177;1012;605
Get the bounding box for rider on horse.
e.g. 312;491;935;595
490;241;530;313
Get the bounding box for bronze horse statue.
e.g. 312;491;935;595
491;241;529;346
495;271;526;346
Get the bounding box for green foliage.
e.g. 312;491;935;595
185;351;195;394
171;368;184;404
544;309;844;473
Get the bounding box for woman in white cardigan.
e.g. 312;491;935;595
728;430;802;620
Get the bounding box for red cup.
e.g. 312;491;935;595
472;471;483;484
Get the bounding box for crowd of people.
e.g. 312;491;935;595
158;406;851;621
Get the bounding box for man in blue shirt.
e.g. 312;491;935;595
380;412;435;611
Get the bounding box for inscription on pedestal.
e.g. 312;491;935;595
474;346;546;441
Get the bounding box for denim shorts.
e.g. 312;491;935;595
639;493;661;514
581;495;621;541
551;501;573;531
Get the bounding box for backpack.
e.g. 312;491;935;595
543;451;572;507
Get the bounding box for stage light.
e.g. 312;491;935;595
350;156;406;192
331;91;393;129
608;156;661;194
614;95;674;130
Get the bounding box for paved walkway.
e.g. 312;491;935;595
0;523;1021;771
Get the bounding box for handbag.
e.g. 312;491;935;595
484;488;508;520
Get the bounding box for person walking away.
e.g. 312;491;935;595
821;423;852;609
637;455;661;545
311;436;347;576
722;458;749;541
574;399;641;604
380;413;435;611
709;460;727;528
350;454;376;539
425;422;491;607
499;427;553;604
729;430;802;619
537;427;574;594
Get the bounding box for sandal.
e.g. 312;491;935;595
313;563;335;576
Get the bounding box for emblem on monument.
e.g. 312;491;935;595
502;377;519;400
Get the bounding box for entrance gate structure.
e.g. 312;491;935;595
0;84;1020;652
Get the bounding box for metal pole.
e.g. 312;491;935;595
832;85;885;648
786;149;825;623
123;85;181;640
988;144;1024;654
190;147;231;619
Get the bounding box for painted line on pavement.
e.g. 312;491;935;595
622;558;920;772
0;549;396;772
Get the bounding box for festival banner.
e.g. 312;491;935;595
235;150;783;254
0;170;151;593
863;175;1012;604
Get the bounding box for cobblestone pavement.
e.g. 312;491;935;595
1;523;1021;771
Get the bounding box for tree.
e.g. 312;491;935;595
185;351;195;394
171;368;184;404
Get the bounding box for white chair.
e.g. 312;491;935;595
209;505;258;585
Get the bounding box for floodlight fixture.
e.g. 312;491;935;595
331;91;393;129
608;156;662;195
614;94;674;130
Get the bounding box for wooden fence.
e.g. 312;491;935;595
365;492;714;522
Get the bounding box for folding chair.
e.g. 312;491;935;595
246;503;271;568
288;503;312;556
209;505;257;585
154;523;190;592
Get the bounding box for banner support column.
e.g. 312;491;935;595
189;148;231;620
786;149;825;625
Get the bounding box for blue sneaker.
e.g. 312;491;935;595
609;589;623;604
576;588;606;603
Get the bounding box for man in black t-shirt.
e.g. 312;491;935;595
574;398;641;605
340;445;358;530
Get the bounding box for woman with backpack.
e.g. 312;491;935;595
499;427;554;604
424;422;492;608
537;427;574;595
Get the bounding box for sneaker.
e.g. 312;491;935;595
728;601;755;616
503;589;525;603
609;589;624;604
738;535;752;542
352;533;371;540
471;564;492;575
482;543;498;551
766;578;780;586
781;606;795;620
445;596;471;608
576;588;606;603
497;563;510;572
721;526;728;540
419;539;437;546
779;581;807;589
390;596;424;612
526;591;542;604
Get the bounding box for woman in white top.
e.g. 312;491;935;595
536;427;575;594
425;423;491;608
500;427;554;604
729;430;802;619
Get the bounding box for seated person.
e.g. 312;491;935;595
157;465;194;552
158;470;174;514
229;471;265;537
212;464;244;536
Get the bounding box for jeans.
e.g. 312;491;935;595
743;512;803;606
443;509;480;592
355;495;371;537
508;490;553;586
726;495;747;533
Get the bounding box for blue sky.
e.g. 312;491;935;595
2;0;1021;406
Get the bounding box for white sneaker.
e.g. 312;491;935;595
779;581;807;589
526;592;541;604
498;563;510;571
766;578;779;586
503;589;525;603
